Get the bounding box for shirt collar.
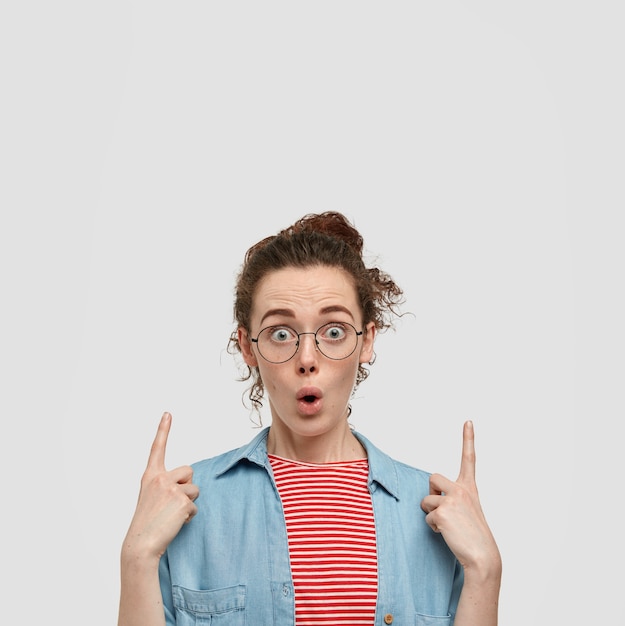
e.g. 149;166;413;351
215;426;401;500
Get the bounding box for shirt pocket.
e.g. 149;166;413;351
172;584;246;625
415;613;452;626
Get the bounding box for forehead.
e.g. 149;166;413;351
252;265;360;318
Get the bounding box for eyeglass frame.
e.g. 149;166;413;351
249;321;364;364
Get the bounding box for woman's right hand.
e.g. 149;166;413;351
122;412;200;562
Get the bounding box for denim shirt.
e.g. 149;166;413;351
159;427;463;625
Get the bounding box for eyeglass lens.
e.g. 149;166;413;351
255;322;360;363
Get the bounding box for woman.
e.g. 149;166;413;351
118;212;502;626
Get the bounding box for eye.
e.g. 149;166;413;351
320;323;348;341
268;326;297;343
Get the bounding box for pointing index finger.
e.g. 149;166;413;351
147;412;172;472
457;419;476;484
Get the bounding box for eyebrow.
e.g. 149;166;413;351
259;305;356;326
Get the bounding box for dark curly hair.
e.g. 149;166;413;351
228;211;404;419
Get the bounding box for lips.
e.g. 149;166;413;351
296;387;323;402
296;387;323;414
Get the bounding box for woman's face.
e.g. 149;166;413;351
239;265;375;440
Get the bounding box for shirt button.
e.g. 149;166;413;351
384;614;393;624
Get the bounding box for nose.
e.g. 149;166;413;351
296;332;318;373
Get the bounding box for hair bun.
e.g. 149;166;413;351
282;211;364;256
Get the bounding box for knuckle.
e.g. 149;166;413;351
152;472;169;489
140;470;159;488
168;482;184;498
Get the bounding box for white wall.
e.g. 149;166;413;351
2;2;623;624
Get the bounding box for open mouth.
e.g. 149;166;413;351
296;387;323;412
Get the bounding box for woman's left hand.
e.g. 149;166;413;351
420;421;501;574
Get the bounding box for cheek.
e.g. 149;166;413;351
257;363;281;392
333;359;361;386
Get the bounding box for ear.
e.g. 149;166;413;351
238;327;259;367
359;322;376;364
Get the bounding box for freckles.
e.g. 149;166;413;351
262;367;283;394
331;369;359;392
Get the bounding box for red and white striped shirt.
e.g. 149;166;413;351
269;454;378;626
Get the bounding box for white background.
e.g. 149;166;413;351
1;2;623;624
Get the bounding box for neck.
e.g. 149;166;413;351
266;421;367;464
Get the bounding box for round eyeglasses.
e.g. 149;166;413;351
250;321;363;364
